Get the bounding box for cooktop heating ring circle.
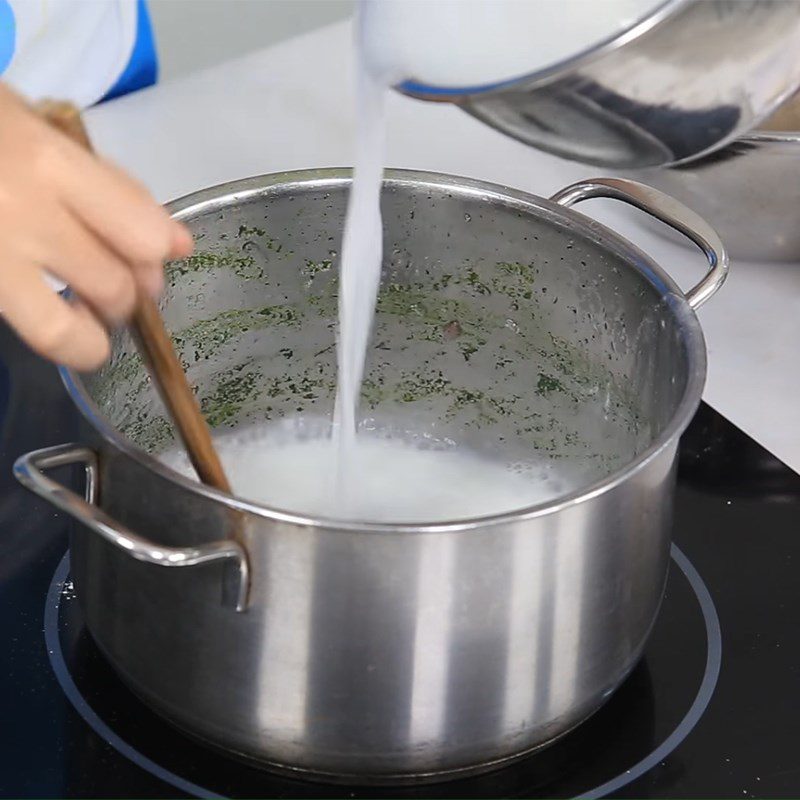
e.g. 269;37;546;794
44;544;721;799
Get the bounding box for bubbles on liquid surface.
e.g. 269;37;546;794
160;418;570;523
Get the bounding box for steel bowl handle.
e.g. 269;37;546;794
550;178;728;310
13;444;249;611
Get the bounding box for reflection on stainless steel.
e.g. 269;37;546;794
13;444;249;611
402;1;800;168
623;95;800;261
407;535;456;749
550;178;727;308
15;170;723;780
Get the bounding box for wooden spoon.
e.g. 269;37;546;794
37;100;231;492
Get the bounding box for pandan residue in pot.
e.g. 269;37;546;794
88;243;646;477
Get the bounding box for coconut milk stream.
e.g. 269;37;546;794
165;0;659;522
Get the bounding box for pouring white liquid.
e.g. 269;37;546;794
334;1;613;517
164;1;653;523
332;59;387;510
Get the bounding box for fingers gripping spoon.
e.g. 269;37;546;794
37;100;232;494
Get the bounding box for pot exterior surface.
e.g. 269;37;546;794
64;171;706;779
72;434;675;779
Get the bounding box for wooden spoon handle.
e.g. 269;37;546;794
132;296;231;490
37;100;231;493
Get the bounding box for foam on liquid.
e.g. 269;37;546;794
162;420;568;523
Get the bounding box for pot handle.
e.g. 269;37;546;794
550;177;728;310
13;444;249;612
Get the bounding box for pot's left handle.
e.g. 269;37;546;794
13;444;249;612
550;177;728;310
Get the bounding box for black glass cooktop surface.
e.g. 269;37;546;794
1;327;798;799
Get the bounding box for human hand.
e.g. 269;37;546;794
0;83;193;370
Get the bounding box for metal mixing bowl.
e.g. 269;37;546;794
400;1;800;169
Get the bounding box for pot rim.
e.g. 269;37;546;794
61;168;707;534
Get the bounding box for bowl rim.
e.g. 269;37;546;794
61;168;708;533
744;130;800;144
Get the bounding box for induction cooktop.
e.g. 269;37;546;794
1;327;798;799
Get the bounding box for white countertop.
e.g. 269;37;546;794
85;21;800;474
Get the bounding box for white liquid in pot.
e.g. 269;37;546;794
161;421;569;523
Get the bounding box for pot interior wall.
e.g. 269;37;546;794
83;176;691;499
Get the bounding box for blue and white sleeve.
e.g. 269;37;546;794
0;0;157;108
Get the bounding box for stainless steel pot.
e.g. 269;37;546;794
14;171;726;782
399;1;800;168
623;94;800;261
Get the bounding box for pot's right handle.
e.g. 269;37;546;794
13;444;249;612
550;178;728;310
